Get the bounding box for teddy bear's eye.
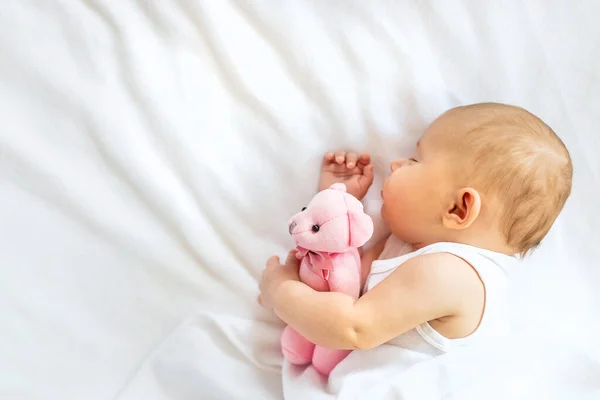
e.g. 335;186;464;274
301;207;307;211
311;225;320;233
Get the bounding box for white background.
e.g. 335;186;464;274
0;1;599;399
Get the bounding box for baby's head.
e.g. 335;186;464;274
382;102;573;256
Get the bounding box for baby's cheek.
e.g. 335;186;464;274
390;190;413;210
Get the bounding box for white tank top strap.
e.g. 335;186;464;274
366;240;518;351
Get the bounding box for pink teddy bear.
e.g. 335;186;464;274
282;183;374;376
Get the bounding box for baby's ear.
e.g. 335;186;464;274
348;210;374;247
443;187;481;230
329;183;347;192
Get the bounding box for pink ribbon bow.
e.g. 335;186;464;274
296;246;335;281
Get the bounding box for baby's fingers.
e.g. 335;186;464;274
322;152;335;166
358;153;371;166
334;151;346;164
346;153;358;169
266;255;281;268
362;164;374;184
285;249;299;265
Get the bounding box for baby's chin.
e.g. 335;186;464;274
380;205;399;233
380;207;416;242
381;202;400;225
379;201;391;221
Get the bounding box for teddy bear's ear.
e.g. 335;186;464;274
329;183;347;192
348;210;374;247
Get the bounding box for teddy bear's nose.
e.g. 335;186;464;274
288;221;297;235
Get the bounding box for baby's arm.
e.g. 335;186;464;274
359;237;388;290
269;253;483;350
319;149;380;287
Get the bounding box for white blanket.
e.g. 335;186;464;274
1;1;599;399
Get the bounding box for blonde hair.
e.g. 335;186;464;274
442;103;573;257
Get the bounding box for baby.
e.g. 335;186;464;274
258;103;573;372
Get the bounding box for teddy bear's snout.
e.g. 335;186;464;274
288;221;297;235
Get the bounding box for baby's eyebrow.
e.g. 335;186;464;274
416;140;421;148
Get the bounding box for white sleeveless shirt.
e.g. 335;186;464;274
364;236;517;354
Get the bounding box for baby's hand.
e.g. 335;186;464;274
319;151;374;200
258;250;300;309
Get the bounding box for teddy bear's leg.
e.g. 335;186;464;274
281;326;315;365
312;346;351;376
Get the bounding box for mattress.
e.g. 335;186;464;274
0;1;599;399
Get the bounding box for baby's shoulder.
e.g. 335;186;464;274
399;252;484;295
373;252;484;324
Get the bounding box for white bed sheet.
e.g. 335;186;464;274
0;1;599;399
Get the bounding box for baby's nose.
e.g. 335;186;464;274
389;159;405;172
288;221;297;235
